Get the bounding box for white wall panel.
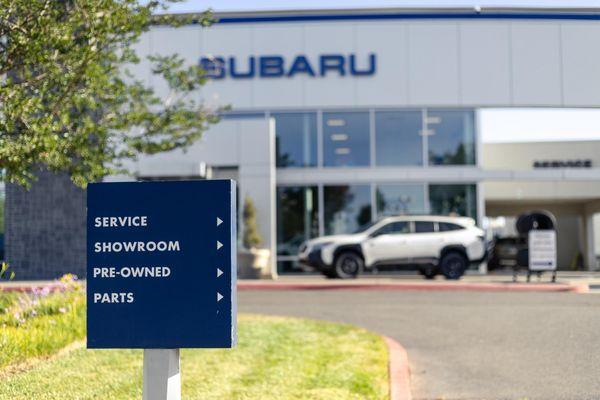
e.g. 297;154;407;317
459;22;512;105
510;23;562;105
142;18;600;109
561;22;600;107
408;23;460;105
354;22;408;106
201;25;255;109
251;25;305;108
303;24;356;107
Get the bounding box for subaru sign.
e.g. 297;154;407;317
86;180;237;349
200;53;377;79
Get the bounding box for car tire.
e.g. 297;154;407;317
334;252;363;279
439;252;468;280
322;270;337;279
420;264;437;280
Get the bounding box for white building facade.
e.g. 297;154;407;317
130;9;600;275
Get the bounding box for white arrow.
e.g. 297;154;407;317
217;217;223;227
217;292;223;302
217;268;223;278
217;241;223;250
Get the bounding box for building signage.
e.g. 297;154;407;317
528;230;557;271
199;53;376;79
533;159;592;168
87;180;237;349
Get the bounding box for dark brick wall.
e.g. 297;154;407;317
5;170;86;280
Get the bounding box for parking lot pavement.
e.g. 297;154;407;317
239;289;600;400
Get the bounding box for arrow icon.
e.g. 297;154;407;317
217;217;223;226
217;241;223;250
217;268;223;278
217;292;223;302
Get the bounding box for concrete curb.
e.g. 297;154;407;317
383;336;412;400
237;281;589;293
1;280;589;294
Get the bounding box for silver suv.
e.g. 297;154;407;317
298;215;486;279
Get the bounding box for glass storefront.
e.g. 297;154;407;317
276;186;319;273
276;186;319;256
275;108;476;169
376;184;426;217
323;112;370;167
277;182;478;273
375;111;423;166
324;185;372;235
427;110;476;166
429;184;477;220
274;113;318;168
270;107;479;273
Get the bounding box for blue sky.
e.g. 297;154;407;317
162;0;600;143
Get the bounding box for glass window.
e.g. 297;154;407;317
375;111;423;166
274;113;317;168
429;184;477;220
276;186;319;260
414;221;435;233
376;184;426;217
323;112;370;167
427;110;476;166
324;185;371;235
438;222;463;232
374;221;410;236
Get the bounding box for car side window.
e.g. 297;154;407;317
438;222;464;232
414;221;435;233
373;221;410;236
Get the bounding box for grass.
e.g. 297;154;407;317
0;284;85;370
0;289;389;400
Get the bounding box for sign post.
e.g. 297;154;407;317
86;180;237;399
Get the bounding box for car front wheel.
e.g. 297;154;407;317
439;252;468;280
334;252;363;279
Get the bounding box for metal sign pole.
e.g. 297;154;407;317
142;349;181;400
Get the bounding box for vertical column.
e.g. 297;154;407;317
584;210;597;271
238;117;277;278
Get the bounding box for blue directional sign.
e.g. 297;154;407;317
86;180;237;349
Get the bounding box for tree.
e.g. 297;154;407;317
242;196;263;249
0;0;220;187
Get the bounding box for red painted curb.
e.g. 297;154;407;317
2;281;589;294
383;336;412;400
237;281;589;293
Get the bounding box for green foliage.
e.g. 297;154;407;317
242;196;263;249
0;287;85;369
0;1;220;187
0;315;389;399
0;262;14;281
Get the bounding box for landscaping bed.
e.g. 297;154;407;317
0;280;389;399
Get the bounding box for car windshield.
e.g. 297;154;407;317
352;220;379;234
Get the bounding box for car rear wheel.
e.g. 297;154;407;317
440;252;467;280
334;252;363;279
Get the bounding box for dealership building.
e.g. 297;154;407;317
7;7;600;278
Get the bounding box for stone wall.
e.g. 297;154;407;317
5;170;86;280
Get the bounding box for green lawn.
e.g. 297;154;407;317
0;280;85;369
0;287;389;400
